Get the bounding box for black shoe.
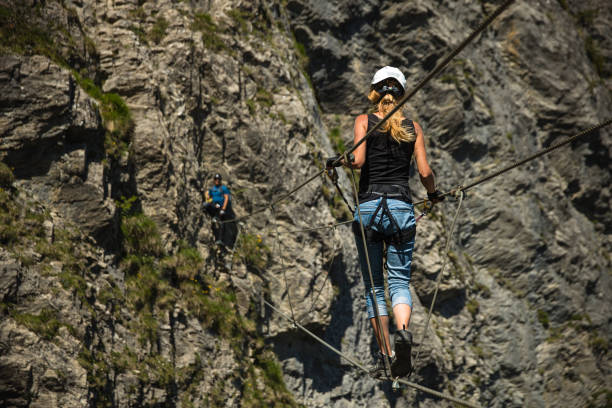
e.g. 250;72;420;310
369;352;395;379
391;330;412;377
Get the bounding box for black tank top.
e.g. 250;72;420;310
358;114;415;202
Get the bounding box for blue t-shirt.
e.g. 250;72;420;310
209;185;230;206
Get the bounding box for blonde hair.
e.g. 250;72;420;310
367;89;416;143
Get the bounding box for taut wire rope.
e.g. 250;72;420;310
281;219;353;235
331;0;516;167
272;206;297;324
223;0;515;225
349;167;392;376
412;191;464;370
412;118;612;206
301;226;338;320
263;298;481;408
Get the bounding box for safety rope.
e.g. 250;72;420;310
326;167;355;213
301;226;337;320
331;0;516;168
223;0;514;226
272;206;297;324
282;219;353;235
412;191;464;371
263;298;481;408
413;118;612;206
349;167;392;376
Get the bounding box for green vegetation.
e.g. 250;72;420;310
247;87;275;114
128;24;148;44
537;309;550;328
466;298;480;318
0;189;45;248
150;16;169;44
473;281;491;298
0;162;14;188
73;74;133;157
328;127;346;153
0;5;62;60
227;8;250;34
121;213;164;257
11;308;68;341
255;87;274;107
587;388;612;408
192;13;228;51
0;4;133;160
585;36;605;77
589;334;608;355
0;4;298;405
321;183;352;222
235;233;270;271
293;37;308;68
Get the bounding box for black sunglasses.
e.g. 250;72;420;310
376;85;403;98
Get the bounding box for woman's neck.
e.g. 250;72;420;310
374;111;404;120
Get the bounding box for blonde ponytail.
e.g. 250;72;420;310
367;90;415;143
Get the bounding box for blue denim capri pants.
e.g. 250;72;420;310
353;198;416;319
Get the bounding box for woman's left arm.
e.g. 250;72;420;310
351;114;369;168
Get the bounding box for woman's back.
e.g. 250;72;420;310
359;113;415;193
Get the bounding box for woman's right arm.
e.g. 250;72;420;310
413;121;436;194
351;114;369;168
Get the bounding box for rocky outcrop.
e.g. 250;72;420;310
0;0;610;407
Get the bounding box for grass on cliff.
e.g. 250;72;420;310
2;181;298;406
116;211;297;405
192;13;228;51
73;73;133;159
235;232;271;272
0;3;133;161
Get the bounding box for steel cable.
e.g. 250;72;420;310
412;191;464;370
223;0;514;225
413;118;612;206
263;298;481;408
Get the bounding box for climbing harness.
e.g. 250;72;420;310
351;185;416;247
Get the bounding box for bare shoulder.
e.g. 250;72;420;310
355;114;369;126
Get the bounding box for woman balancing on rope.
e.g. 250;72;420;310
328;66;443;379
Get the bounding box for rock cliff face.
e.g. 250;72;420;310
0;0;610;407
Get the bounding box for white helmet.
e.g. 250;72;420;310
371;66;406;90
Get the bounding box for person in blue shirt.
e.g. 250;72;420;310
205;173;231;218
204;173;236;248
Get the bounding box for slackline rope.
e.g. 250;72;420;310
332;0;516;167
282;219;353;235
223;0;514;225
263;298;481;408
349;167;392;377
413;118;612;206
412;191;464;371
272;206;297;324
302;226;337;320
270;118;611;233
